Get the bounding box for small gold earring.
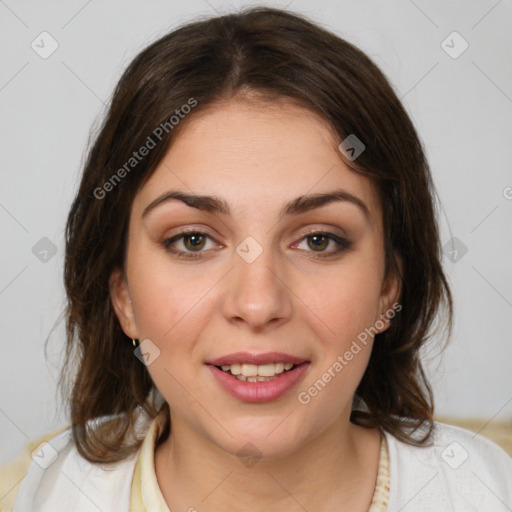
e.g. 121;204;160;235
132;338;138;347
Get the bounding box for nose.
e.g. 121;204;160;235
221;243;293;332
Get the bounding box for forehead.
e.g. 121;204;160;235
134;99;382;229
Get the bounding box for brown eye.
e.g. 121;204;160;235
163;231;216;259
306;233;329;251
182;233;206;251
294;231;353;258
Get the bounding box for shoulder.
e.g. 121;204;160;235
0;426;67;512
383;420;512;511
4;419;147;512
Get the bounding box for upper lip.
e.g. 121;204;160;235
206;352;309;366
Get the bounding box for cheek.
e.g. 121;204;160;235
126;233;211;340
131;268;208;342
317;264;383;343
298;286;379;423
127;261;212;413
300;257;384;409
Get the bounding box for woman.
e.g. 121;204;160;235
4;6;512;512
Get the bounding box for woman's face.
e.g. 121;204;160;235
111;98;401;459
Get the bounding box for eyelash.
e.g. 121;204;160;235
162;229;353;260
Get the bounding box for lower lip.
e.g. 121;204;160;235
206;363;310;403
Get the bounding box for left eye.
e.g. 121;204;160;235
293;232;352;256
162;231;352;259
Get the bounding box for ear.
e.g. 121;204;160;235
375;252;403;334
109;267;139;339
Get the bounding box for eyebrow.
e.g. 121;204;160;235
142;188;371;223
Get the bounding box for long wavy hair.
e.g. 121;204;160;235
61;6;453;463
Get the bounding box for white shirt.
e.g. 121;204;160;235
12;417;512;511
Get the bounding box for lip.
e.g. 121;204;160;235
206;362;311;403
205;351;309;366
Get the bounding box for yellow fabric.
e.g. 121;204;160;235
0;426;67;512
369;434;390;511
130;408;170;511
130;408;390;511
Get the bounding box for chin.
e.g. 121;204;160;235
210;418;310;463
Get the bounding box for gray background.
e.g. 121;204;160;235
1;0;511;464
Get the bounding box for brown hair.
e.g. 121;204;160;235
62;6;453;463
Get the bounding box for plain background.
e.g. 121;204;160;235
1;0;511;464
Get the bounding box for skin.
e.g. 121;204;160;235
110;97;402;512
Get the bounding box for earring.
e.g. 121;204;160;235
132;338;138;347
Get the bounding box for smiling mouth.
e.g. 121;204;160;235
213;362;302;382
207;360;311;403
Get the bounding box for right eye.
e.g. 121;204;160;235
162;230;218;259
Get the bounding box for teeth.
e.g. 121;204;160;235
241;364;258;377
274;363;285;374
219;362;297;377
235;375;278;382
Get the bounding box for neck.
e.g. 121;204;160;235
154;411;382;512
